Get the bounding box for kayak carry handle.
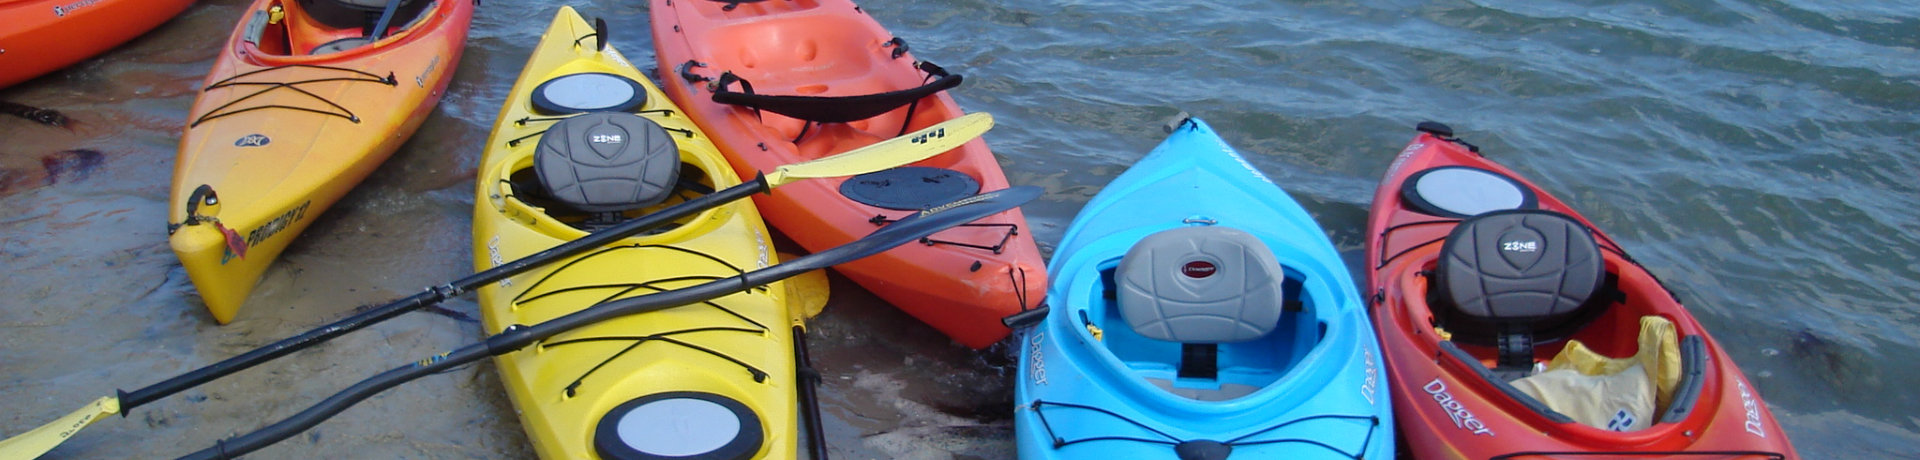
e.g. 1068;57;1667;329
1002;304;1049;329
1416;120;1454;138
595;18;607;51
1163;111;1194;134
1417;120;1480;153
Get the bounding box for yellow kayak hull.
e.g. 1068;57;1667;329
473;7;801;459
168;0;473;323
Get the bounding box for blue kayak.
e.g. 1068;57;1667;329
1012;116;1393;460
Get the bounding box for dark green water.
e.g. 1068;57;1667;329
2;0;1915;458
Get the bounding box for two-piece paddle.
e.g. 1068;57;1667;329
0;112;995;460
176;185;1044;460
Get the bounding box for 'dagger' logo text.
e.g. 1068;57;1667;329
1425;378;1494;436
1181;261;1216;278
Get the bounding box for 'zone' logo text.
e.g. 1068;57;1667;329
1501;240;1538;252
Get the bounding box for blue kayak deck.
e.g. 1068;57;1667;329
1014;117;1393;459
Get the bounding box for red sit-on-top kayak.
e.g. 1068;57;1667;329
0;0;196;89
651;0;1045;348
1366;122;1798;459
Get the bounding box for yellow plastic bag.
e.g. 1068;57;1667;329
1509;316;1681;431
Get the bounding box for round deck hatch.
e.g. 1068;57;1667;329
839;166;980;210
593;392;763;460
533;72;647;115
1401;166;1535;218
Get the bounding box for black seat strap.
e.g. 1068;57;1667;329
707;0;767;11
366;0;404;39
1496;326;1535;375
1178;343;1218;380
710;61;961;125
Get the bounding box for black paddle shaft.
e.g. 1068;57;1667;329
794;326;830;460
117;176;772;413
175;186;1042;460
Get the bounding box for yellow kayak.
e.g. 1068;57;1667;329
168;0;473;323
473;6;802;460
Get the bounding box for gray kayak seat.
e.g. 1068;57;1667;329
1401;166;1536;218
533;113;683;213
1117;226;1285;343
309;37;373;55
1434;209;1606;372
1436;209;1604;323
299;0;431;31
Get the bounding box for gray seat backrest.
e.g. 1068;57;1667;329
533;113;682;213
1435;209;1603;321
1117;226;1286;343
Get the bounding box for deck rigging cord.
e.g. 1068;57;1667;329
190;64;395;127
1027;399;1380;458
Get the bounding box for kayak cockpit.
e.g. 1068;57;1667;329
1082;226;1320;402
241;0;435;56
1386;157;1712;433
489;111;719;235
1431;209;1608;376
1015;116;1392;459
300;0;430;31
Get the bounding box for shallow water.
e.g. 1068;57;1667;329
3;0;1917;458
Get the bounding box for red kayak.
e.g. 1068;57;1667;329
651;0;1046;348
0;0;196;89
1367;122;1798;459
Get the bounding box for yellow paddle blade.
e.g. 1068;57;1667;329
780;251;831;322
0;396;118;460
763;112;994;186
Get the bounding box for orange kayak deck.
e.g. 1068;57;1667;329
168;0;472;323
652;0;1045;349
0;0;196;89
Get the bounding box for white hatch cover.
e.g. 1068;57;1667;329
532;72;647;114
593;392;763;460
1401;166;1536;218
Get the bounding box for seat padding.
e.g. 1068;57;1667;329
1117;226;1285;343
533;113;682;213
1435;210;1604;322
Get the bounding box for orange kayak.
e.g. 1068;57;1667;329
0;0;196;89
652;0;1046;349
168;0;471;323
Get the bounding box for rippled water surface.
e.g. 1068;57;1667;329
3;0;1916;458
